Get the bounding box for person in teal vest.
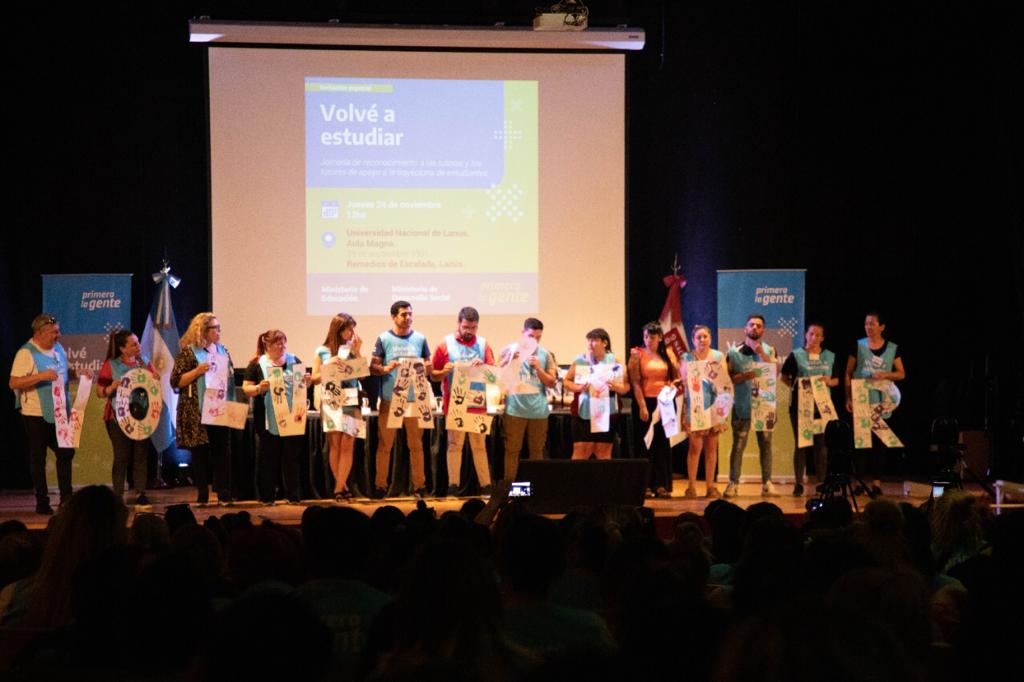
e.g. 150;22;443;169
95;329;158;506
243;329;311;504
680;325;728;499
171;312;236;505
780;322;840;496
370;300;432;498
311;312;363;501
724;314;779;498
9;314;91;515
843;311;905;498
500;318;558;482
431;306;496;496
563;328;630;460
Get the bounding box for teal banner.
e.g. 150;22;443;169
716;269;805;359
41;273;132;485
716;269;805;482
42;274;132;376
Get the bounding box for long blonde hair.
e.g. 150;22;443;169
180;312;217;348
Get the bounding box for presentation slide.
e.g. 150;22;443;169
306;77;538;315
209;47;623;366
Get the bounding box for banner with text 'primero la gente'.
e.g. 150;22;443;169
716;269;805;482
42;273;132;485
716;270;805;360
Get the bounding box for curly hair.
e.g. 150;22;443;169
180;312;217;348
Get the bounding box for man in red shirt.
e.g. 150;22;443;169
432;307;495;496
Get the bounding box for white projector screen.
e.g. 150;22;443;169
209;46;624;367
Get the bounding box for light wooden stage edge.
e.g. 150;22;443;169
1;480;966;534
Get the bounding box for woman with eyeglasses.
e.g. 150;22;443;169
171;312;236;505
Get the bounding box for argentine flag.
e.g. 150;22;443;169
140;266;180;454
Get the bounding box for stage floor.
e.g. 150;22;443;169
0;480;936;534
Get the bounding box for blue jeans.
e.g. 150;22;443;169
728;417;773;484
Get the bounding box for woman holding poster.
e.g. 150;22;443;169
243;329;310;504
844;311;905;498
171;312;235;505
312;313;363;501
564;328;630;460
628;322;678;499
95;330;157;505
780;322;840;496
681;326;731;499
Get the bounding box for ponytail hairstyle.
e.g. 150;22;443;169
250;329;287;364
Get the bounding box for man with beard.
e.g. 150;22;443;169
432;306;495;496
724;315;779;497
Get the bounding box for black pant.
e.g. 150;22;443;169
256;430;302;502
21;414;74;505
106;420;148;498
191;425;232;503
641;397;674;491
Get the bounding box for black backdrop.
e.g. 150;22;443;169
4;1;1022;487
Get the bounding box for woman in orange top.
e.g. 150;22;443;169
629;322;679;498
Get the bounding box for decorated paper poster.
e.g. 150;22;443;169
684;358;735;433
267;364;308;437
201;389;248;430
319;362;366;437
200;352;230;427
54;375;92;448
795;376;838;447
643;386;688;450
115;368;163;441
498;336;541;395
657;386;681;439
448;363;496;434
643;385;678;450
199;352;247;430
332;356;370;381
224;401;249;430
386;358;434;430
852;379;903;448
575;363;620;433
750;362;777;432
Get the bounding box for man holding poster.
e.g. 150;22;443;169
371;300;432;497
9;314;91;514
724;315;779;498
432;306;495;496
500;318;558;481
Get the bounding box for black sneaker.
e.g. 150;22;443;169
869;485;883;499
35;502;54;516
447;485;460;497
135;493;151;506
792;484;804;497
413;487;429;498
479;484;493;497
374;486;388;499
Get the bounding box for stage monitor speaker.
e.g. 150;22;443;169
514;459;650;514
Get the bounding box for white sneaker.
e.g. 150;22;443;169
723;482;739;498
761;481;779;497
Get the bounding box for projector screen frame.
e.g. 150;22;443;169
198;22;638;374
